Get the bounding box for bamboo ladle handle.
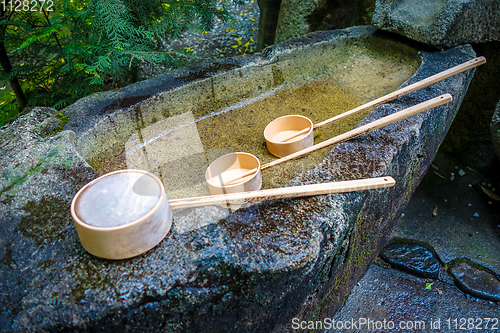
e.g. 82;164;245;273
169;176;396;209
223;93;452;185
279;56;485;143
280;125;312;143
263;93;452;170
312;56;484;130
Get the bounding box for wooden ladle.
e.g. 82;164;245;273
264;57;485;157
71;169;396;259
206;93;452;194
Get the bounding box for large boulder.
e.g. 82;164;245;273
274;0;365;44
372;0;500;49
0;108;98;331
0;27;477;332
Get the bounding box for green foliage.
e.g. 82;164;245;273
0;0;245;126
0;87;17;125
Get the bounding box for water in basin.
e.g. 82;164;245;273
87;36;420;202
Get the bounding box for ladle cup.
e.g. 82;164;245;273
264;56;486;157
71;169;395;259
206;93;452;194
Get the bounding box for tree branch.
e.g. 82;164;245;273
39;1;61;49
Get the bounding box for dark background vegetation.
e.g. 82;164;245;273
0;0;244;125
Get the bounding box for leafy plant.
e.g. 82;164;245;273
0;0;245;126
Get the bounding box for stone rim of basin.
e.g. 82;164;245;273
63;25;479;259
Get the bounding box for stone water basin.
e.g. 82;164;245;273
77;29;419;203
0;26;477;332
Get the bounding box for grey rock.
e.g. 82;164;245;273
274;0;364;44
373;0;500;48
1;27;477;332
380;242;440;279
0;107;99;332
491;101;500;162
332;264;500;333
449;261;500;302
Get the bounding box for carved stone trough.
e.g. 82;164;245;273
0;26;477;332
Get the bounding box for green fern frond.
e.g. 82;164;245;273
19;26;60;50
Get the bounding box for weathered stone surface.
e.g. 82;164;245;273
333;264;500;333
0;108;99;331
1;27;477;332
491;101;500;162
373;0;500;49
380;242;440;279
449;261;500;302
274;0;364;44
